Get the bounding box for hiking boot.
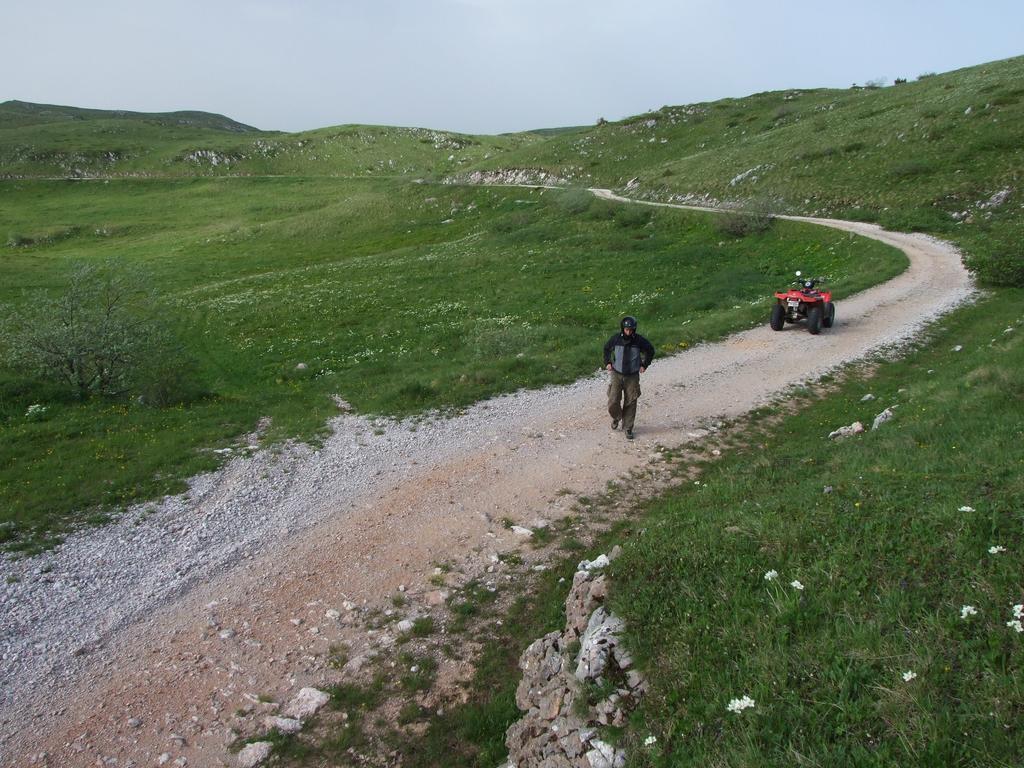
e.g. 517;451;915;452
611;418;619;430
625;428;635;440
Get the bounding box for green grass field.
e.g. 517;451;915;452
0;175;904;551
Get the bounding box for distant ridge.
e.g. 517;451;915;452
0;100;259;133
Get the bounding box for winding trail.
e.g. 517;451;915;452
0;191;972;767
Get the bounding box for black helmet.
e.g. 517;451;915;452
621;315;637;331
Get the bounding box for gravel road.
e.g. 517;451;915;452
0;195;973;767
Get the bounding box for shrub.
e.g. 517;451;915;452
0;261;188;401
554;188;594;215
889;160;934;179
965;247;1024;288
613;204;652;228
134;345;203;407
714;199;776;237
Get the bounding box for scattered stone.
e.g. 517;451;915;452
823;485;834;494
295;362;308;371
425;589;449;606
511;525;533;537
952;345;963;352
218;629;236;640
283;687;330;720
396;619;415;634
237;741;273;768
872;407;896;430
828;421;865;439
126;717;142;728
263;716;302;734
324;609;341;621
860;393;876;402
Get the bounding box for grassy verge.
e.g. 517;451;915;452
0;178;904;551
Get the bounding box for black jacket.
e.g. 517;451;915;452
603;332;655;375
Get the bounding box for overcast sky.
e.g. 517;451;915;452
4;0;1022;134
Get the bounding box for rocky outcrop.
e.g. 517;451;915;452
502;549;646;768
449;168;568;187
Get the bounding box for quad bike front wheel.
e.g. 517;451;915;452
823;301;836;328
807;305;823;335
770;303;785;331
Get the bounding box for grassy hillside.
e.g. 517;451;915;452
0;99;259;132
0;100;542;179
462;56;1024;285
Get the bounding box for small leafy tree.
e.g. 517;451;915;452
1;261;185;400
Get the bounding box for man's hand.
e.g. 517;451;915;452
606;363;613;371
640;366;646;374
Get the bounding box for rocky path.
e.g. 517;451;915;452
0;195;972;767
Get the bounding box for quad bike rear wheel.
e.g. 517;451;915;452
770;303;785;331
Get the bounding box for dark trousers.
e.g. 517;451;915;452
607;371;641;431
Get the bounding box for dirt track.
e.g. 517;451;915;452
3;194;973;767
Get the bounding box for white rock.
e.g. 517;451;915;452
295;362;308;371
283;687;330;720
586;739;626;768
237;741;273;768
828;421;865;439
324;609;341;621
860;393;876;402
511;525;533;537
396;619;415;633
577;554;610;572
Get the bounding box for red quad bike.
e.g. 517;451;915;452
770;271;835;335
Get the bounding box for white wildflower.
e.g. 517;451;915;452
726;695;755;713
1007;620;1023;633
988;545;1006;554
644;735;657;746
902;670;917;682
960;605;978;619
959;506;975;512
24;404;47;419
790;580;805;591
763;570;779;581
1013;605;1023;619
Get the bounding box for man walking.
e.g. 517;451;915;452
603;315;655;440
